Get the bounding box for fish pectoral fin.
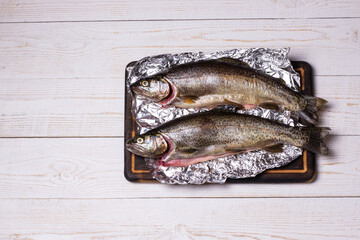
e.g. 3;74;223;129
179;96;199;105
182;148;199;154
259;102;280;111
262;144;284;153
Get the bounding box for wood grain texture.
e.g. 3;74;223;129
314;76;360;136
0;78;124;137
0;136;358;198
0;0;359;22
0;19;359;79
0;76;357;137
0;198;359;239
0;1;359;239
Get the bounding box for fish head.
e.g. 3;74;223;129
131;76;170;101
126;132;168;158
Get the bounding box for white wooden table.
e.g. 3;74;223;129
0;1;359;239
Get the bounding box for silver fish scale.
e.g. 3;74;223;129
126;48;303;184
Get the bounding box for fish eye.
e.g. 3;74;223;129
141;81;149;87
137;137;144;144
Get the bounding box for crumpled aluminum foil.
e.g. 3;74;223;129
126;48;303;184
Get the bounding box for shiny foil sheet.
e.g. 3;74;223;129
126;48;303;184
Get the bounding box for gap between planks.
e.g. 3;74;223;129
0;134;359;138
1;16;360;24
1;0;359;23
0;196;360;200
0;74;358;79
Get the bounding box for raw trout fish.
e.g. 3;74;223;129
126;112;330;167
131;59;327;124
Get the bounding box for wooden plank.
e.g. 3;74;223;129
0;76;357;137
0;198;359;239
0;0;359;22
0;136;358;198
0;78;124;137
315;76;360;135
0;19;359;79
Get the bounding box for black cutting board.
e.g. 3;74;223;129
124;61;316;183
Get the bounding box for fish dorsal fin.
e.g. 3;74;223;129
263;144;284;153
216;57;250;67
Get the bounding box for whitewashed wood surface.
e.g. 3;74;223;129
0;1;359;239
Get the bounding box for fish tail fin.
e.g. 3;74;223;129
298;96;328;124
303;126;331;155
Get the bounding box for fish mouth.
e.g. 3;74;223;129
125;138;135;152
130;84;143;97
125;140;145;157
159;78;177;106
